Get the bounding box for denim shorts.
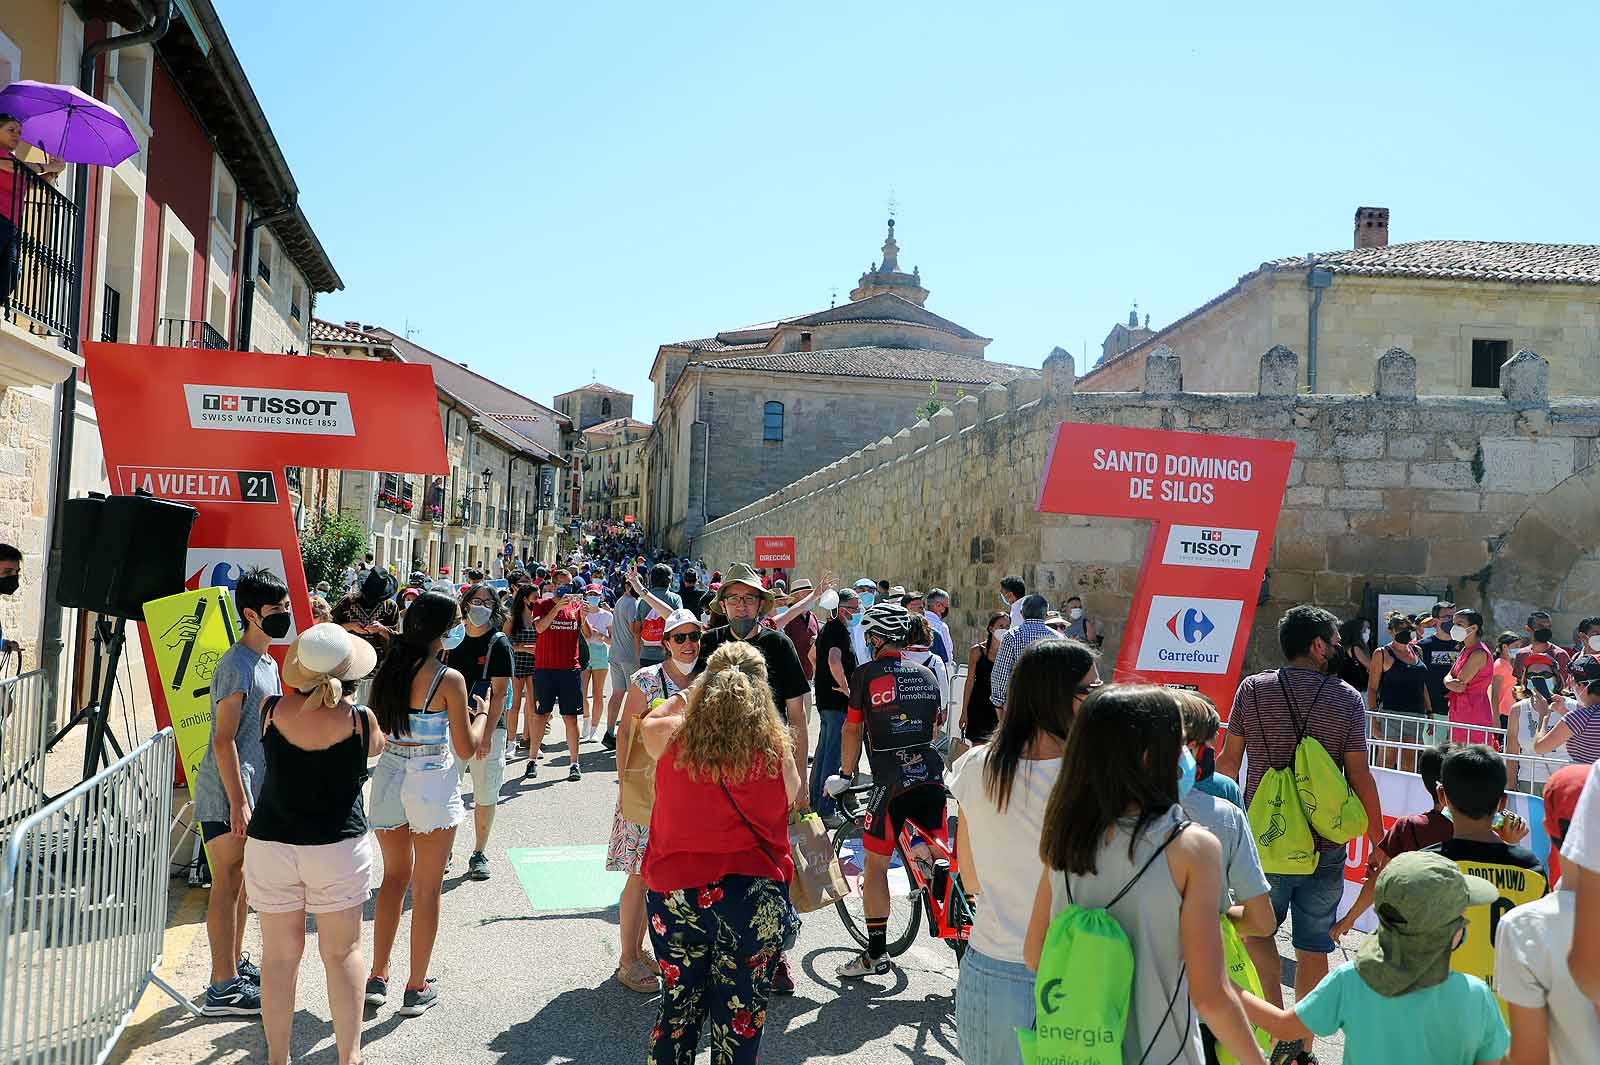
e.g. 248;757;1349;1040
1267;845;1347;953
956;947;1035;1065
369;747;464;834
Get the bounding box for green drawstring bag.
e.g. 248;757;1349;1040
1247;762;1315;875
1294;734;1368;844
1019;824;1188;1065
1215;919;1272;1065
1275;669;1369;845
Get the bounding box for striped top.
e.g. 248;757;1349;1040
391;663;450;746
1564;703;1600;765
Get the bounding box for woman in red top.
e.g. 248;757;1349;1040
0;114;64;300
641;641;799;1065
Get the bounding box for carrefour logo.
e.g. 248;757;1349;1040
1161;524;1258;571
183;384;355;436
1136;595;1243;676
1166;607;1216;644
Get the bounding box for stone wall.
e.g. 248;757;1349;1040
696;342;1600;677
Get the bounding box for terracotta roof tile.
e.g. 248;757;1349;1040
309;319;385;345
701;346;1035;386
1265;240;1600;286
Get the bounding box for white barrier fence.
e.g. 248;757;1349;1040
1365;710;1572;795
0;669;50;834
0;728;199;1065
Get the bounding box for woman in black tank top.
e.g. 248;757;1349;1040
242;623;382;1065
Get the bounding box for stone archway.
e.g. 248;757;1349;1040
1484;460;1600;630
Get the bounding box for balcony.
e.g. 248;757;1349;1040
160;317;228;350
1;162;82;388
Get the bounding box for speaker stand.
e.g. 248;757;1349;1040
45;616;128;784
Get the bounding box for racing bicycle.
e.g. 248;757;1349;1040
831;782;975;960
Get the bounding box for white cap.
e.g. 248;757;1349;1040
663;608;706;634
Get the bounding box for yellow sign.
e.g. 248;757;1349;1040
142;586;238;796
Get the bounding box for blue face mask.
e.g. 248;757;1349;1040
1177;745;1197;800
859;592;876;609
586;595;601;607
441;623;467;650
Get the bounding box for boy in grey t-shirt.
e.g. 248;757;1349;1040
190;567;288;1016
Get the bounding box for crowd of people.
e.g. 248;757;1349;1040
184;543;1600;1065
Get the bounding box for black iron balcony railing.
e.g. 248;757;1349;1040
2;161;78;345
160;316;228;350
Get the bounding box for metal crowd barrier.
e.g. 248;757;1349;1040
0;728;200;1065
1366;710;1572;794
0;669;50;835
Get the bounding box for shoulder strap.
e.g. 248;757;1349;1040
718;780;788;882
422;661;448;711
1066;819;1189;908
1277;668;1334;746
260;694;281;737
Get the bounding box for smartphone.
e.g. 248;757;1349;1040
471;680;492;703
1530;675;1554;702
556;584;575;597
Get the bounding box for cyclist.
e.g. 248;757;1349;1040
824;601;946;979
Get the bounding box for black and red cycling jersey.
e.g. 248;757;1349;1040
847;651;944;793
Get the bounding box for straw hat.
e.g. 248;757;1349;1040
282;622;376;697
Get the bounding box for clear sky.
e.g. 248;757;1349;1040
220;1;1600;418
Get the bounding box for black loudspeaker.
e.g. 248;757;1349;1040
56;492;106;610
64;493;198;619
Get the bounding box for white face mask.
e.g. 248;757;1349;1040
1450;625;1469;642
1068;607;1083;620
1589;634;1600;653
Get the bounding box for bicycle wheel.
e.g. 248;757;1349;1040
831;818;922;957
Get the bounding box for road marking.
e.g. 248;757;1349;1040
507;844;626;912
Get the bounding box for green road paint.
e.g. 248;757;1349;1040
506;845;626;912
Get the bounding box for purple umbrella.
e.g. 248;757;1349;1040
0;80;137;166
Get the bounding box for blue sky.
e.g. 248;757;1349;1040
220;1;1600;416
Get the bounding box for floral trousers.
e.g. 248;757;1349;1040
645;874;787;1065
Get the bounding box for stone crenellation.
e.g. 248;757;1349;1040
697;344;1600;676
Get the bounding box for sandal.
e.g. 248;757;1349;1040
615;961;659;993
641;954;662;975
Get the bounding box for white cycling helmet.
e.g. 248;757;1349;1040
860;601;913;645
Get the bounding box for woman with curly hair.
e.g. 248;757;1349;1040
639;641;800;1065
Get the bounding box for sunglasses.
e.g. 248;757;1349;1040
667;632;702;645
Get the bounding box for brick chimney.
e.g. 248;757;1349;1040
1354;206;1389;249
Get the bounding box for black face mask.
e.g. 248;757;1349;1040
0;574;18;595
1324;642;1346;675
1533;627;1554;644
1393;629;1414;645
258;611;292;640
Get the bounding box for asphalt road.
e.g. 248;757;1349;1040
115;676;1346;1065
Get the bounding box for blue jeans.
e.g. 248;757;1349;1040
811;709;845;816
1267;845;1347;953
956;947;1035;1065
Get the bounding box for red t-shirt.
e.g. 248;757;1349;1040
532;598;583;671
1378;808;1453;859
644;746;793;893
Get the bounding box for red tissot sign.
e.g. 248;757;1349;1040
754;536;796;567
1037;422;1295;712
84;342;448;749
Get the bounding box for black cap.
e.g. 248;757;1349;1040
1571;655;1600;684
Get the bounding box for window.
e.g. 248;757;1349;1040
256;234;274;286
763;401;784;442
290;280;305;322
109;43;152;120
212;166;238;234
1471;338;1510;389
601;397;612;417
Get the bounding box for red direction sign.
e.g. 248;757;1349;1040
754;536;796;567
1037;423;1295;712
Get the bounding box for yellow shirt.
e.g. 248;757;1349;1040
1429;837;1548;1020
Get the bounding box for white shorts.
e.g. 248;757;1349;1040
244;835;372;914
460;728;507;807
369;748;465;834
